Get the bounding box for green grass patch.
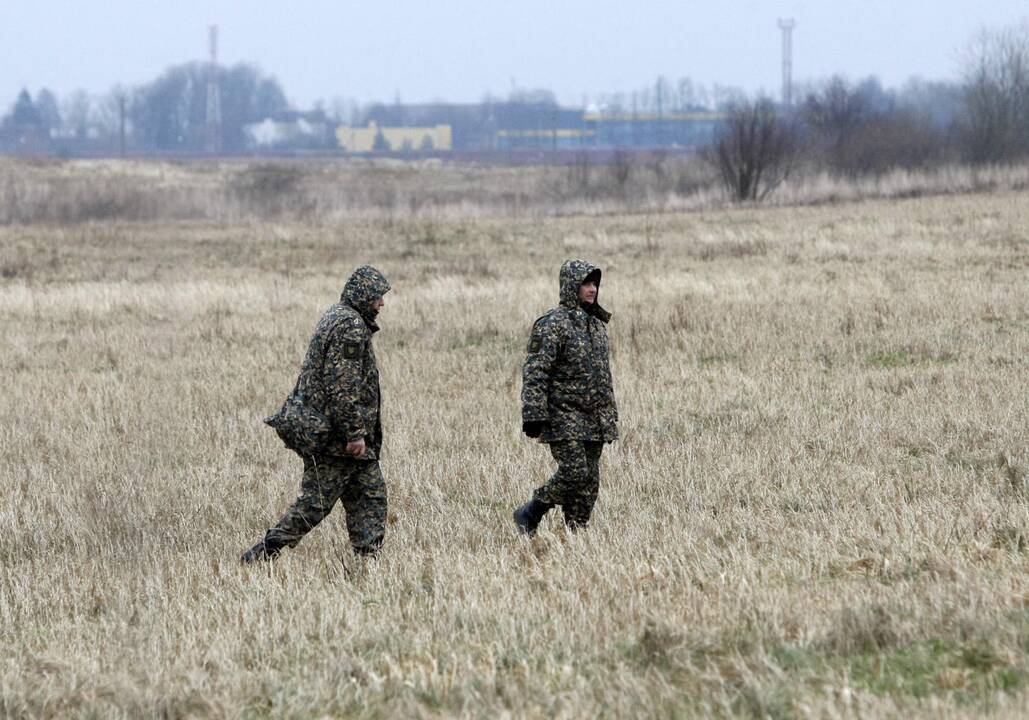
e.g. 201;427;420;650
866;350;910;368
766;637;1027;705
606;622;1028;717
865;348;959;368
849;639;1025;703
699;352;740;367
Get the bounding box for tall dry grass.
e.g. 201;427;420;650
0;181;1028;717
4;155;1029;226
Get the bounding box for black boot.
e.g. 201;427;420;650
513;498;552;536
240;538;282;564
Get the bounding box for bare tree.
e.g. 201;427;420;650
94;86;127;143
799;75;957;175
842;109;948;174
706;98;797;202
609;149;633;193
961;22;1029;163
801;76;879;172
566;151;592;194
61;90;93;139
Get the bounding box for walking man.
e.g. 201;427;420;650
242;265;391;562
514;259;618;535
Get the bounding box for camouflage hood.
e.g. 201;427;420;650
559;259;611;323
341;265;391;327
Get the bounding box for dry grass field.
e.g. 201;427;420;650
1;161;1028;718
4;156;1029;224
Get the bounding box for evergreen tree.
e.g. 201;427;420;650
9;89;42;128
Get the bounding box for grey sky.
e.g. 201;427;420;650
3;1;1027;109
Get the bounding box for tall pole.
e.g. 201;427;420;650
206;24;222;154
118;94;126;157
778;18;796;107
655;77;664;146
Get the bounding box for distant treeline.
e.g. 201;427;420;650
0;63;294;155
3;21;1029;175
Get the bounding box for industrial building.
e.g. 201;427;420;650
335;101;724;154
337;121;453;152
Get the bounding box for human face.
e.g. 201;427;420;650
578;281;597;304
367;294;385;318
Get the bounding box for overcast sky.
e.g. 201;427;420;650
3;1;1027;109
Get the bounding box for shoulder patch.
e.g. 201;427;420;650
343;341;362;360
528;337;542;353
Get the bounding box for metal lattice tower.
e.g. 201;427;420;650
205;24;222;153
778;18;796;107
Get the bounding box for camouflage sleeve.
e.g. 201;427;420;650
600;323;618;421
521;314;562;422
322;316;368;442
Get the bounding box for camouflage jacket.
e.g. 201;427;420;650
521;259;618;443
291;266;390;459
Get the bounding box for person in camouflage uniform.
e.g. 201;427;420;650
241;266;392;562
513;259;618;534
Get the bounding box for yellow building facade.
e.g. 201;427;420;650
336;121;452;153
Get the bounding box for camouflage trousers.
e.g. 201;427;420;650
264;454;387;556
533;440;604;528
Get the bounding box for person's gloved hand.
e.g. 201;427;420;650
522;421;543;438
